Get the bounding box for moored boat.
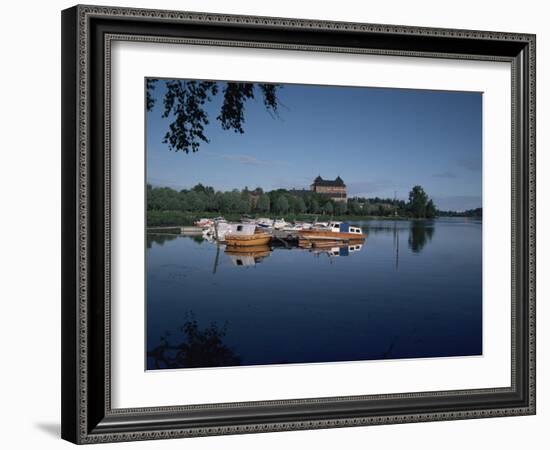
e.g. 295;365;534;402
194;218;213;228
256;217;274;228
225;231;272;247
225;223;272;247
299;221;365;241
273;218;289;230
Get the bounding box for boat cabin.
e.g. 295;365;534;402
230;223;257;236
328;221;363;235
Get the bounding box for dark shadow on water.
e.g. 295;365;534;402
147;313;241;369
147;233;179;249
35;422;60;438
408;221;435;253
189;234;205;244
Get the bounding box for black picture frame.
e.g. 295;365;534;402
61;4;536;444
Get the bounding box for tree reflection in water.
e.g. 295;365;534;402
146;233;178;249
147;313;241;369
408;221;435;253
189;233;205;244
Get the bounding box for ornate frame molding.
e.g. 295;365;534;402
61;5;536;444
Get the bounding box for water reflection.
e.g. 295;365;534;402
225;245;271;267
146;218;482;369
304;242;363;258
146;233;178;249
222;241;365;268
408;221;435;253
188;233;206;244
147;313;241;369
147;219;437;272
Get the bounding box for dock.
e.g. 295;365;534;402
147;226;203;234
147;224;366;251
271;230;301;248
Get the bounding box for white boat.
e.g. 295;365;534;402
205;222;269;243
256;218;274;228
283;221;314;232
201;217;228;238
282;225;302;232
273;218;289;230
296;221;313;230
313;221;329;227
194;218;213;228
299;221;365;241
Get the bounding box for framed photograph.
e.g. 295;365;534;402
61;5;536;444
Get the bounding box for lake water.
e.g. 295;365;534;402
146;218;482;370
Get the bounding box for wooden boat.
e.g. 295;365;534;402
225;229;272;247
299;221;366;241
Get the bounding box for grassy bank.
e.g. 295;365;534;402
146;210;422;227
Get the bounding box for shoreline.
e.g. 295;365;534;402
146;210;481;227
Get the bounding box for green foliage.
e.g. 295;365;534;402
335;201;347;215
147;79;280;153
147;210;197;227
437;207;482;217
426;199;436;219
310;198;319;214
348;199;361;215
275;196;289;214
407;185;437;219
257;194;270;213
408;185;428;218
147;183;450;222
295;197;307;213
323;202;334;214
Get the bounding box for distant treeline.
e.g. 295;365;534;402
147;183;442;219
437;207;482;217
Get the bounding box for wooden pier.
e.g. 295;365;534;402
271;230;300;248
147;226;203;234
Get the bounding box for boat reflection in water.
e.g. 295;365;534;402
314;242;363;258
225;245;271;267
148;219;482;370
224;239;365;268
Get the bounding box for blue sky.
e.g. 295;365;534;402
146;80;482;211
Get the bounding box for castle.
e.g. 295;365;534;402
310;176;347;202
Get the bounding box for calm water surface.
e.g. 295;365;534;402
146;218;482;370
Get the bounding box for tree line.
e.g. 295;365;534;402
437;207;482;218
148;184;439;218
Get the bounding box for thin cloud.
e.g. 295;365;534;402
207;152;286;167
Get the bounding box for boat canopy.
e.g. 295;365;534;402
228;223;257;236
